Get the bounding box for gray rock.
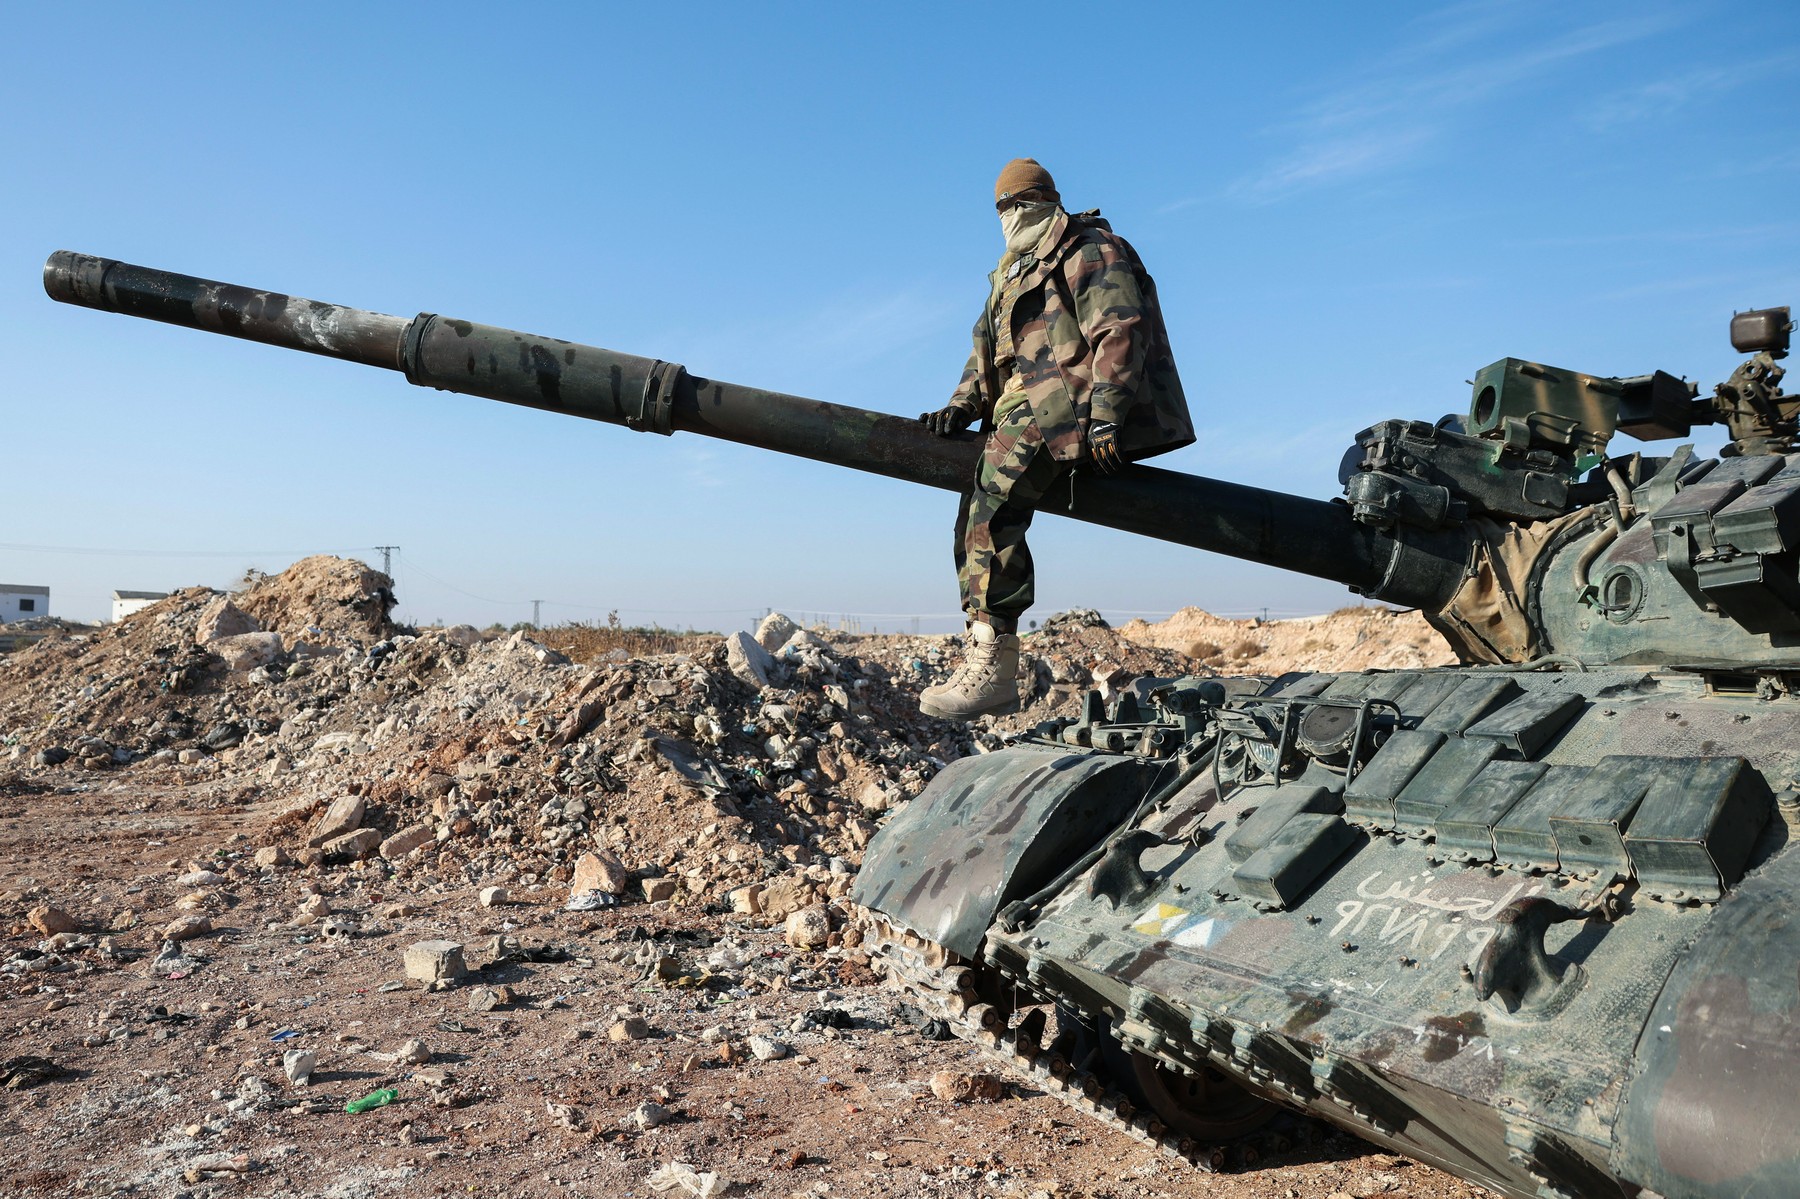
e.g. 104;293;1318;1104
161;914;212;942
754;612;799;653
629;1100;672;1130
784;905;831;949
282;1049;316;1086
723;631;774;688
747;1035;791;1061
199;723;246;752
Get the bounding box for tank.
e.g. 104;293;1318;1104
43;250;1800;1199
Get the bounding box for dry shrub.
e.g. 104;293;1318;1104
1188;639;1223;661
535;621;717;663
1229;638;1264;659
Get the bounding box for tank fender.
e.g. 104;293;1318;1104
850;745;1172;957
1611;843;1800;1197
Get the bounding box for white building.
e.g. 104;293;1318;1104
112;590;169;622
0;584;49;623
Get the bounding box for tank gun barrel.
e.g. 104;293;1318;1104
43;251;1459;608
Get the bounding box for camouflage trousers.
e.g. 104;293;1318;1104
955;399;1064;634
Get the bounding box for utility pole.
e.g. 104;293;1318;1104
531;599;542;629
374;545;399;576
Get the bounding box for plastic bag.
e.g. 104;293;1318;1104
646;1161;727;1198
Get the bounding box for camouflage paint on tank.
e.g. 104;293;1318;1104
850;745;1174;957
1465;357;1625;459
866;663;1800;1198
41;251;1441;606
1611;848;1800;1198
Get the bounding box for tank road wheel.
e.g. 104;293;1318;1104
1126;1052;1277;1142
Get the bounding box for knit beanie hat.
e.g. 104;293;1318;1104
994;158;1060;205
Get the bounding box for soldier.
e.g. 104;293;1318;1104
918;159;1195;720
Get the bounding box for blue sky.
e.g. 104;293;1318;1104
6;2;1797;631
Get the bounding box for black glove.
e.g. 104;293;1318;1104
919;404;975;437
1088;421;1126;473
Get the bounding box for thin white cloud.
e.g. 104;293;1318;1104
1582;51;1800;131
1228;9;1677;205
661;283;963;388
1505;222;1800;250
674;442;732;490
1184;414;1375;483
1230;129;1432;204
1594;270;1798;302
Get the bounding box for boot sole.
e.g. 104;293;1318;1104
919;696;1022;720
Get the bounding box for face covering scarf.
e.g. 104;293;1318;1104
1000;201;1058;254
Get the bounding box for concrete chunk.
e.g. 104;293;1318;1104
379;824;435;861
321;828;381;859
307;795;365;847
211;631;284;672
404;939;466;983
195;596;261;644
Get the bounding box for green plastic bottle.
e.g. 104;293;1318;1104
344;1088;398;1114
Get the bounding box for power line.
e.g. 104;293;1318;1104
0;541;368;559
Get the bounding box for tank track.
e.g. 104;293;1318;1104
858;910;1318;1174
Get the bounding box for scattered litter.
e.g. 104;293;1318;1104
344;1088;398;1114
647;1161;727;1198
0;1056;66;1090
150;940;203;977
546;1099;586;1130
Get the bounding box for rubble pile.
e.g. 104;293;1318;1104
0;558;1480;1197
0;557;1200;920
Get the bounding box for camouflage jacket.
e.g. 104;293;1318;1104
948;209;1195;464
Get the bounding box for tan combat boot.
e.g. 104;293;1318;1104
919;620;1021;720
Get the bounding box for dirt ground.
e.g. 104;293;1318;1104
0;563;1484;1199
